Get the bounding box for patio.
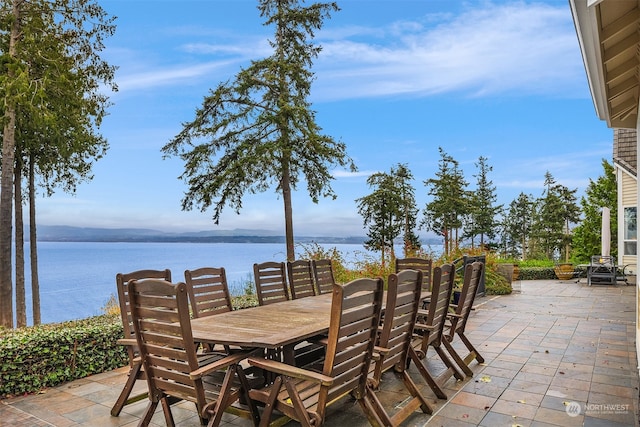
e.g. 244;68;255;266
1;278;638;427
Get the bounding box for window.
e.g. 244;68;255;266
624;206;637;256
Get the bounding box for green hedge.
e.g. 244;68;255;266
517;267;558;280
0;314;128;398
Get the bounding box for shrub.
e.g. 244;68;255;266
0;315;127;398
484;269;512;295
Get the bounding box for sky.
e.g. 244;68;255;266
35;0;614;238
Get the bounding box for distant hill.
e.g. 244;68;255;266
34;225;369;244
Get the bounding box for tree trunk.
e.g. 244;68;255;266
282;163;295;262
0;0;21;328
14;158;26;327
29;157;40;325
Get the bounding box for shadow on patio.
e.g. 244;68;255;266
1;279;638;426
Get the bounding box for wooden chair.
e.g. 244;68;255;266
185;267;235;354
411;263;465;399
395;257;432;294
185;267;233;317
443;261;485;377
311;259;335;295
128;278;260;427
287;260;317;299
111;268;172;417
367;269;433;424
253;261;289;306
247;277;385;427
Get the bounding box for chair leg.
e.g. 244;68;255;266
139;399;158;427
111;362;145;416
161;396;175;427
258;376;282;427
359;384;392;427
409;347;447;399
400;371;433;414
434;344;465;381
443;338;474;377
284;378;314;427
235;365;261;427
458;332;485;364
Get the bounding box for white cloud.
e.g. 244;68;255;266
108;2;583;102
313;2;583;100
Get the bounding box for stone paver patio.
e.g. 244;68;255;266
1;279;638;426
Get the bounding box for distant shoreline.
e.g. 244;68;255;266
33;225;441;245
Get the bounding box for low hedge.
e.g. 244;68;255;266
0;314;127;399
517;267;560;280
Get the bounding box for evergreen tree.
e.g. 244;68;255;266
392;163;421;256
571;159;617;263
0;0;116;327
465;156;502;248
502;192;534;259
531;172;579;260
162;0;354;262
356;170;403;268
422;147;468;256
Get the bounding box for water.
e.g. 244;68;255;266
15;241;441;325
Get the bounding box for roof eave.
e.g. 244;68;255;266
569;0;612;125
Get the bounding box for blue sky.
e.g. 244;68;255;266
36;0;613;238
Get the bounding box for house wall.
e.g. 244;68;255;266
618;169;637;273
636;108;640;367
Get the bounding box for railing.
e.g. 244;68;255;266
453;255;486;296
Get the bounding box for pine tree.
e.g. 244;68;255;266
162;0;354;262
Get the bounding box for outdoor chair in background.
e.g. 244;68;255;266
287;259;327;366
111;268;172;417
185;267;233;317
253;261;290;306
443;261;485;377
185;267;235;354
128;278;261;427
587;255;617;285
412;263;465;400
287;260;317;299
395;257;432;295
367;269;434;424
311;259;336;295
247;277;385;427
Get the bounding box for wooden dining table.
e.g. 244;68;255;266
189;288;432;365
190;293;333;364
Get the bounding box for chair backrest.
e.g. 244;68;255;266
320;277;384;411
376;269;423;377
424;263;455;347
128;279;204;406
115;269;172;363
449;261;483;338
184;267;233;318
311;259;335;295
395;257;432;293
287;260;317;299
253;261;289;306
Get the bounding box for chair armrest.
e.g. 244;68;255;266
374;345;390;357
413;323;435;332
117;338;137;347
247;357;334;386
190;349;260;380
447;313;463;320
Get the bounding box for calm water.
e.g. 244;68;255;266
17;241;441;325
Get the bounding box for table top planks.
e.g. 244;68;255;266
190;293;333;348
